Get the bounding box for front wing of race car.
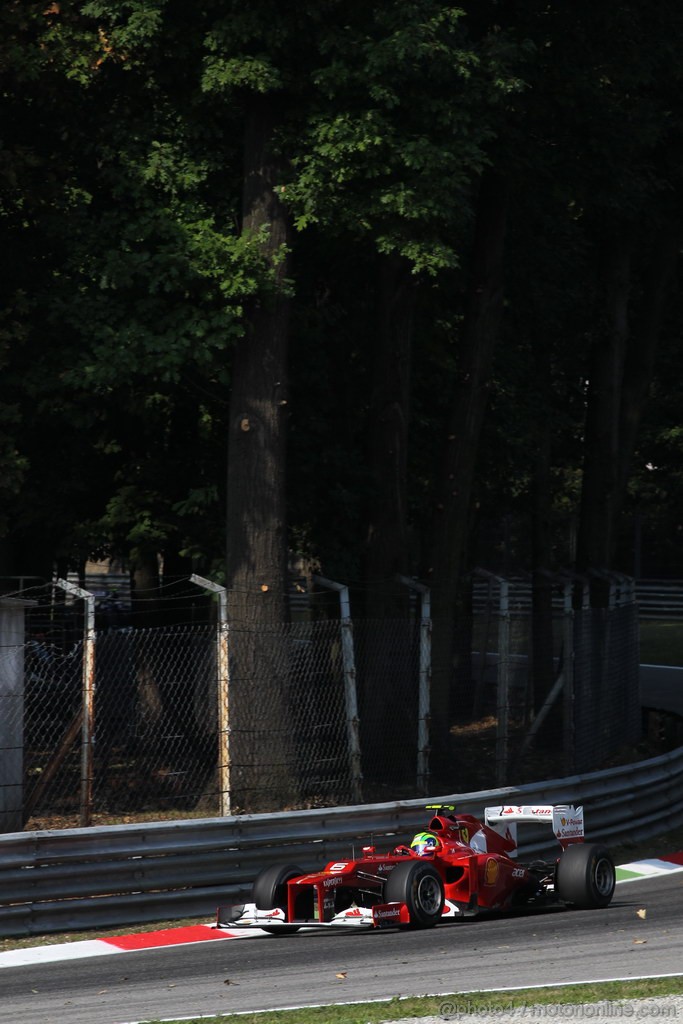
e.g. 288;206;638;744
217;901;412;930
217;897;473;932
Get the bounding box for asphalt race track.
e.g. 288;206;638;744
2;874;682;1024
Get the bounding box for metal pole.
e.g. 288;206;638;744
313;576;362;803
398;576;432;796
190;575;231;816
55;578;96;827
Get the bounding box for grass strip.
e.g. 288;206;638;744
137;976;683;1023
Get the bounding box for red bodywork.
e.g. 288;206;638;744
218;804;599;932
283;812;539;925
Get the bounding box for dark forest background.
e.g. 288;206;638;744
2;4;683;752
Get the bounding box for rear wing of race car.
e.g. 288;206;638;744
484;804;584;852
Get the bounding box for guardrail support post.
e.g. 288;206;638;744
313;576;362;803
190;575;231;816
398;576;431;795
55;578;96;827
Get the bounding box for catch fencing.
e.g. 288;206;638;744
1;570;641;831
5;576;429;829
19;618;373;826
469;571;641;778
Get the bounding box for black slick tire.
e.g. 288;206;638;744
555;843;615;909
252;863;303;934
384;860;445;928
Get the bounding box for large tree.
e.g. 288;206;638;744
3;1;683;802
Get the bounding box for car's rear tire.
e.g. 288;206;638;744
253;863;303;933
384;860;444;928
555;843;615;909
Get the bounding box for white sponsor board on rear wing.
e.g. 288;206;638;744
484;804;584;850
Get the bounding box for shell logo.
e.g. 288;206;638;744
484;858;499;885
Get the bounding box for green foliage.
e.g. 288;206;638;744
281;4;520;273
81;0;166;56
201;54;282;94
1;0;682;589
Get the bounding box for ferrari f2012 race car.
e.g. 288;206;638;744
217;803;616;933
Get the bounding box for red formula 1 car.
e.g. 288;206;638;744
217;803;616;933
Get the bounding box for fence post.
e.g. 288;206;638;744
190;575;231;817
0;598;33;833
398;576;432;795
496;578;511;787
313;576;362;803
55;578;96;827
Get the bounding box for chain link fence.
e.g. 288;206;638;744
0;571;642;831
16;615;425;824
225;618;361;813
572;598;641;772
21;626;217;822
17;618;364;825
466;571;641;780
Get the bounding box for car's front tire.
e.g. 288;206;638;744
555;843;615;909
384;860;445;928
253;863;303;933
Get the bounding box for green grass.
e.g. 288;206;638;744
137;976;683;1023
640;621;683;665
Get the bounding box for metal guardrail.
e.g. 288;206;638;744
636;580;683;620
470;577;683;620
2;745;683;938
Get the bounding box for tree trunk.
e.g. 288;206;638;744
365;253;416;603
227;95;290;623
361;253;416;783
530;339;556;721
576;232;632;596
427;168;508;773
617;229;680;494
130;548;161;628
576;225;679;604
225;94;295;810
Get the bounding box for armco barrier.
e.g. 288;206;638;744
2;745;683;938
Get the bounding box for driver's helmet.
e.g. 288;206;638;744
410;831;441;856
